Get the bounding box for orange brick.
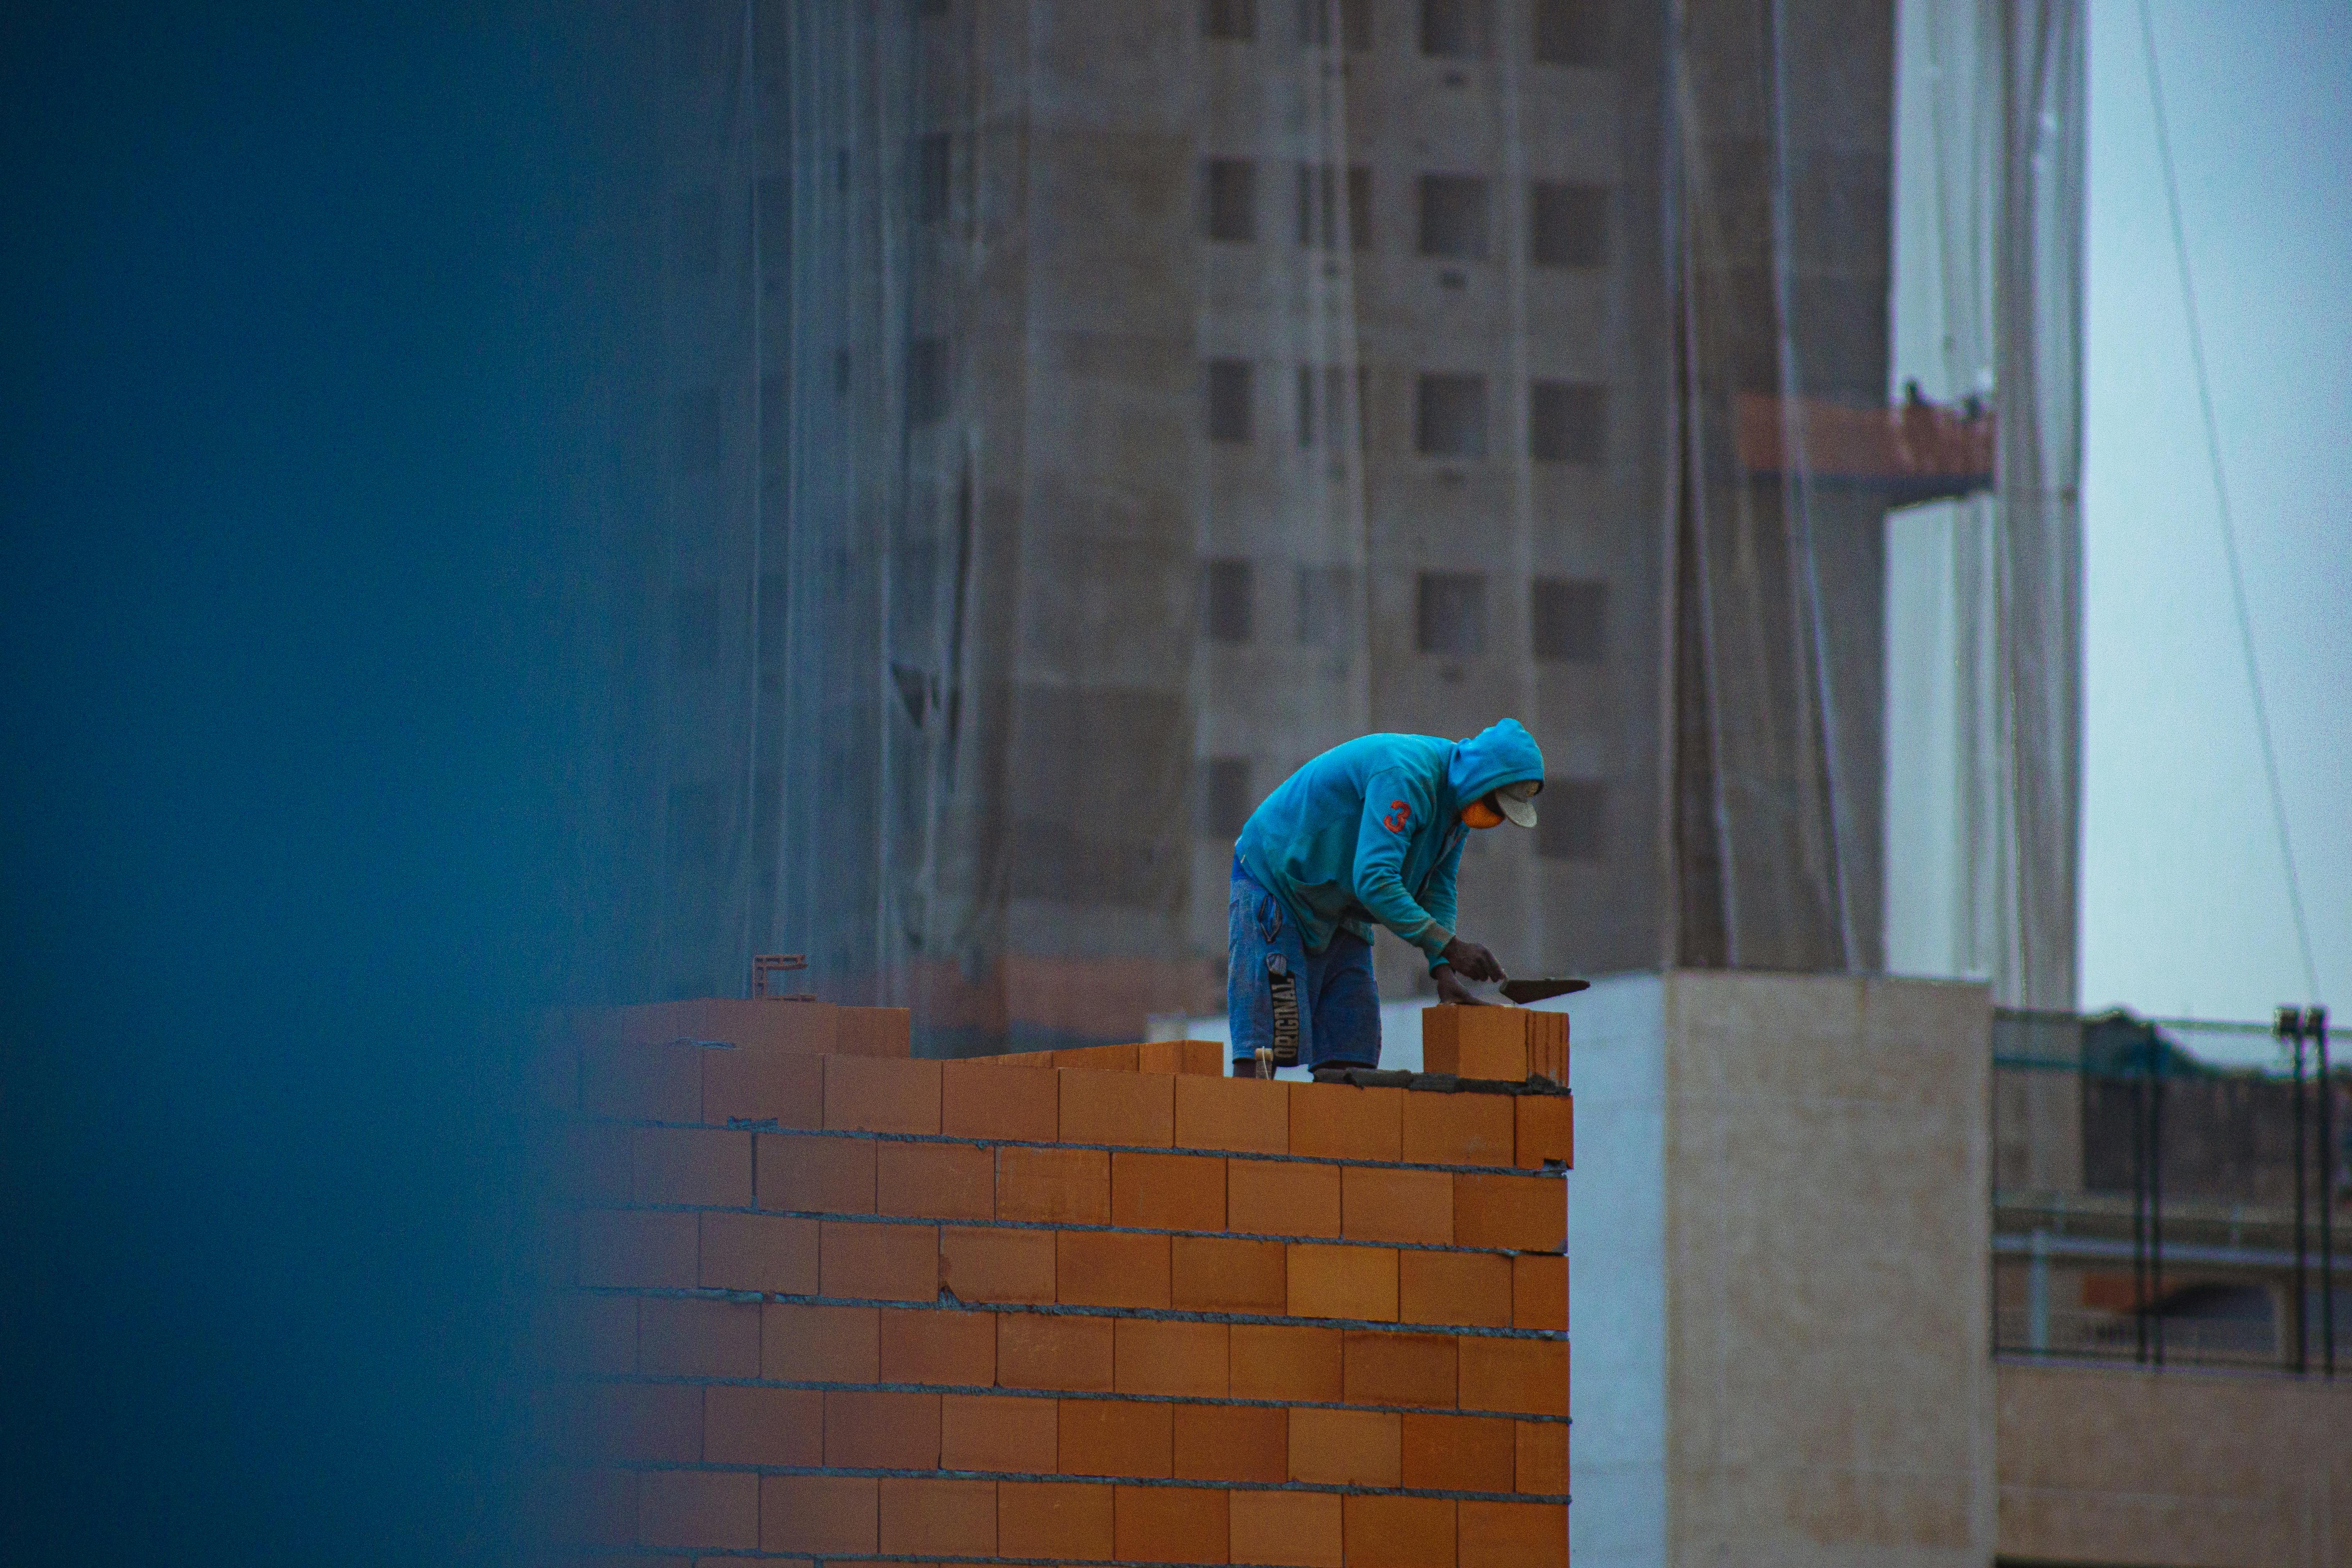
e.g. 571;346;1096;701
878;1141;995;1220
1401;1091;1516;1166
703;1043;823;1128
1458;1336;1566;1417
1116;1483;1230;1565
820;1220;940;1301
631;1126;751;1206
1112;1151;1226;1230
1402;1413;1512;1491
1061;1068;1175;1147
1398;1250;1510;1328
1420;1011;1533;1086
1459;1500;1564;1568
1515;1095;1573;1169
1515;1420;1568;1495
763;1301;879;1381
580;1039;701;1121
705;1384;822;1466
1421;1005;1528;1080
1288;1082;1402;1161
1340;1166;1453;1244
1342;1494;1454;1568
1230;1490;1341;1568
1228;1157;1339;1237
1059;1398;1172;1478
699;1210;818;1293
999;1312;1113;1391
943;1391;1057;1472
838;1006;913;1057
996;1145;1110;1224
942;1059;1058;1141
1055;1042;1141;1071
1172;1235;1286;1314
1230;1323;1342;1402
757;1132;876;1215
1288;1244;1399;1321
939;1224;1055;1305
825;1056;942;1135
881;1306;996;1384
1140;1039;1225;1075
641;1470;757;1550
1174;1402;1286;1482
1342;1330;1456;1408
999;1481;1114;1561
582;1381;702;1462
880;1476;995;1558
1289;1405;1400;1487
1511;1253;1566;1331
826;1389;943;1469
1174;1073;1290;1154
1526;1010;1569;1084
579;1210;696;1288
761;1474;878;1556
640;1298;761;1376
1453;1172;1564;1251
1114;1318;1228;1397
1056;1231;1170;1309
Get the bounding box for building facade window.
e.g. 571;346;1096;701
1530;180;1608;268
1531;577;1607;662
1416;571;1487;656
1537;777;1606;860
1203;0;1258;42
1420;0;1494;58
1297;164;1371;250
1206;360;1254;443
1298;0;1373;49
1418;174;1490;259
1203;558;1254;643
1530;380;1607;463
1532;0;1608;66
1199;756;1255;838
1417;373;1488;458
1204;158;1258;243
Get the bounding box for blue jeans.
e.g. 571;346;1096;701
1227;858;1382;1070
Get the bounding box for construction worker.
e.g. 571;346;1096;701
1227;718;1545;1074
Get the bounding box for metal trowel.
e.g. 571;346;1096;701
1496;977;1590;1005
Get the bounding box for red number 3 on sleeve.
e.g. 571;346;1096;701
1381;799;1412;832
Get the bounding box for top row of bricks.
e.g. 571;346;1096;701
550;1043;1571;1170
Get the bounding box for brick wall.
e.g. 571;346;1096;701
534;1006;1571;1566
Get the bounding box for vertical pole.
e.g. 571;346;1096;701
2028;1228;2051;1353
2131;1045;2148;1366
2151;1041;2166;1369
2285;1006;2307;1375
2318;1004;2335;1377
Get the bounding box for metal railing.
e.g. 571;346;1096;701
1990;1005;2346;1375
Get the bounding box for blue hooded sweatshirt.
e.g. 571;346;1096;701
1234;719;1546;969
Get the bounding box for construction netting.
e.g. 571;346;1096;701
609;0;2084;1051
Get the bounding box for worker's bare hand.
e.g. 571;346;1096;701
1439;935;1503;982
1433;965;1494;1006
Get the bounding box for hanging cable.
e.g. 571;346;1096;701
2135;0;2320;1001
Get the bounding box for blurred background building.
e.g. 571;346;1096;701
609;0;2077;1055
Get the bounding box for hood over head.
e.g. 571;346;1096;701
1447;718;1545;808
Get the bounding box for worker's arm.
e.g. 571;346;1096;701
1417;830;1466;972
1350;770;1453;961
